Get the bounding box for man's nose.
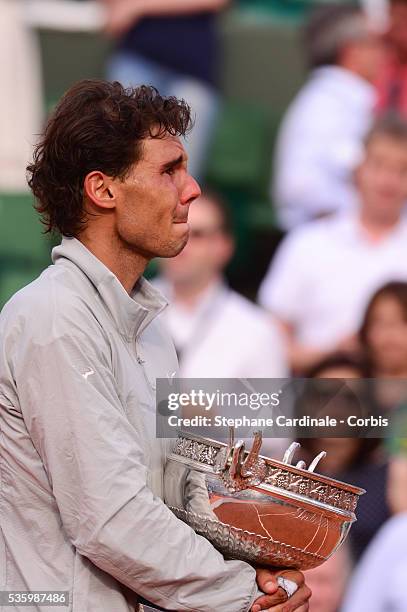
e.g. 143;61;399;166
181;174;201;205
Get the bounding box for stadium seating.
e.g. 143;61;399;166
0;193;52;307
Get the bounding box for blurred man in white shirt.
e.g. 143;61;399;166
156;191;287;379
273;3;387;230
341;513;407;612
260;115;407;373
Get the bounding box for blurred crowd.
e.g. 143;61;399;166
2;0;407;610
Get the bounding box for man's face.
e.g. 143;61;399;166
112;134;201;259
160;196;234;288
340;16;387;84
347;34;387;83
357;134;407;221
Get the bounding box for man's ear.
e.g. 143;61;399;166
84;171;116;210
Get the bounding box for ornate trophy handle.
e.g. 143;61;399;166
219;429;267;492
230;439;245;480
215;429;328;492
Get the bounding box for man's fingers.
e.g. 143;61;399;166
264;584;312;612
251;583;311;611
253;568;309;610
251;589;287;610
275;569;305;589
255;568;279;594
255;567;305;594
266;606;309;612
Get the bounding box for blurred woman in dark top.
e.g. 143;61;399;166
103;0;231;180
360;281;407;383
295;353;391;562
359;281;407;515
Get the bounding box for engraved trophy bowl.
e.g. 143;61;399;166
164;430;365;571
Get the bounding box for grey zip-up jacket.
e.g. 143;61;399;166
0;238;260;612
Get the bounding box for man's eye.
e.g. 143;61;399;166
165;167;176;176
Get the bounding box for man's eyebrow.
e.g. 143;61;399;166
161;154;185;172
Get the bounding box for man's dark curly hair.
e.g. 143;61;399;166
27;79;193;237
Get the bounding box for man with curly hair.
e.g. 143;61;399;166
0;81;310;612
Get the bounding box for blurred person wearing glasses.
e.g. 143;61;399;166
155;191;287;380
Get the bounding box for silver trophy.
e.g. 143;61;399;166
164;429;364;570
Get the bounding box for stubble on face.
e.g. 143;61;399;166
114;134;199;261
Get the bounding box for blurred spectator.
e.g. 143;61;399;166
341;513;407;612
387;452;407;514
259;115;407;374
377;0;407;116
359;281;407;514
273;3;386;230
0;0;104;192
296;353;391;562
104;0;230;180
360;281;407;380
305;544;352;612
361;0;389;27
155;191;287;378
0;0;43;191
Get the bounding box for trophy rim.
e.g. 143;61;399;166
172;430;366;497
167;453;357;521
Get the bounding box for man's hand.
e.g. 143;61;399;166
251;568;311;612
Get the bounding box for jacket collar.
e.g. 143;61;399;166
52;237;168;340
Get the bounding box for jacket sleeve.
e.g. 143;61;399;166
12;325;260;612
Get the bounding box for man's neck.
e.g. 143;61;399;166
172;276;222;310
359;209;401;241
336;62;371;86
79;234;148;294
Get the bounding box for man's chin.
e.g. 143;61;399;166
158;236;189;259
